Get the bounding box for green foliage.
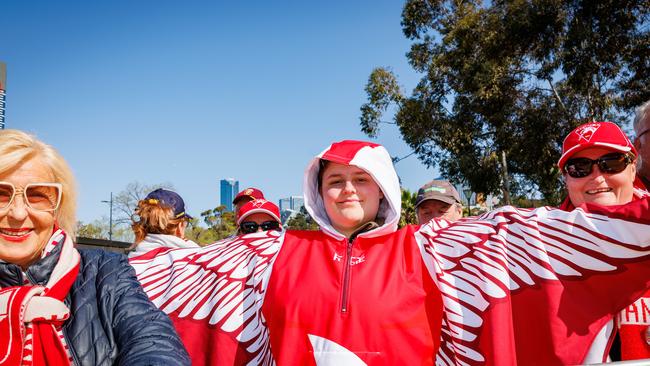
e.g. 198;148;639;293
399;188;418;228
285;206;319;231
361;0;650;205
197;205;238;241
184;218;219;246
76;219;133;242
76;220;105;239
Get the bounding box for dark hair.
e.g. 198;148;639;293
317;159;330;193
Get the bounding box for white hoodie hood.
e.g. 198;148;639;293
303;140;401;240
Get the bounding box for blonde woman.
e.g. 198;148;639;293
0;129;189;365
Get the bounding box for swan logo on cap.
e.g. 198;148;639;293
575;123;600;142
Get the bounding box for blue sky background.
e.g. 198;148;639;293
1;0;438;223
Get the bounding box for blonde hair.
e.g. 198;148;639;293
0;129;77;237
132;199;185;244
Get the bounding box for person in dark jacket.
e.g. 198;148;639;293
0;129;190;366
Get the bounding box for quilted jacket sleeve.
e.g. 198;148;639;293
99;251;190;365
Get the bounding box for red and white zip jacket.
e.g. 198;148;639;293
131;140;650;366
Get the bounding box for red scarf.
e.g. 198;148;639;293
0;229;80;366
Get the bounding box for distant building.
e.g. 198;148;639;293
278;195;305;224
279;197;292;212
278;195;304;211
291;196;304;211
220;178;239;212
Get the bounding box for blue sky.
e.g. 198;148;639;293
2;0;438;223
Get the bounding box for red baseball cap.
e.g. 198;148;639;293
236;199;281;225
558;121;637;170
233;187;265;205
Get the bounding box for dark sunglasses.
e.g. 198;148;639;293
240;220;280;234
564;152;633;178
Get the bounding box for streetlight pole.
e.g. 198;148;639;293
101;192;113;242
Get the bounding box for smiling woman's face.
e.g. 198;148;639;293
565;147;636;207
0;158;57;268
320;161;383;238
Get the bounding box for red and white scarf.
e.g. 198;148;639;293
0;229;80;366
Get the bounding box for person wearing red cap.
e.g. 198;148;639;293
558;121;646;211
236;199;282;235
131;139;650;366
232;187;265;215
634;100;650;190
557;121;650;362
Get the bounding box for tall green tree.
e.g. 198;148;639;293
361;0;649;205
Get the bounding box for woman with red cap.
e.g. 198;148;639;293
557;121;650;362
235;199;282;235
131;139;650;366
558;121;647;211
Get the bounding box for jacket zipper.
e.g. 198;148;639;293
340;239;353;314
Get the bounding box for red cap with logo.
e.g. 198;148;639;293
236;199;281;225
558;121;637;170
233;187;265;205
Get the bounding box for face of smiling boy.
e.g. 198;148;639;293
319;161;384;238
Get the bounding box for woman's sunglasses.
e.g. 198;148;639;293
240;220;280;234
564;152;633;178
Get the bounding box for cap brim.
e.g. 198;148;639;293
237;209;281;225
415;195;458;208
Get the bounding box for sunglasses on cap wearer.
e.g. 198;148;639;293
564;152;634;179
240;220;281;234
0;182;63;212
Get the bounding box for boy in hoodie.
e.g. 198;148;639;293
131;140;650;366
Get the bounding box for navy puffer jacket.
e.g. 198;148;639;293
0;245;190;366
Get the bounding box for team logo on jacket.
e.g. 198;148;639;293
333;253;365;266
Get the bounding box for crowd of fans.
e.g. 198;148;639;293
1;99;649;365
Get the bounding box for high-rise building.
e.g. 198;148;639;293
278;195;305;212
278;195;306;223
220;178;239;212
0;62;6;130
278;197;292;212
290;196;304;211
